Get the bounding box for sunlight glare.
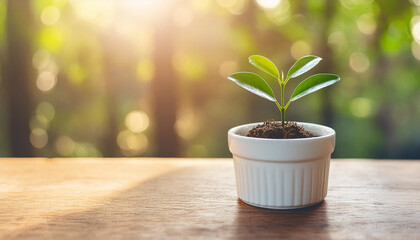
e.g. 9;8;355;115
137;27;155;55
173;52;206;81
264;0;290;25
173;6;194;27
190;0;211;12
216;0;236;8
70;0;114;26
217;0;246;15
256;0;281;10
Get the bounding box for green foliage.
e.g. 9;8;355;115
228;72;276;102
287;55;322;79
228;55;340;125
290;74;340;101
248;55;279;79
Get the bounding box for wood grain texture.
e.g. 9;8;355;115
0;158;419;240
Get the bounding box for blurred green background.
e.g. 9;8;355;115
0;0;419;158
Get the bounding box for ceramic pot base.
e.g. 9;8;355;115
240;198;324;210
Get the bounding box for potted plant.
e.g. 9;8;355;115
227;55;340;209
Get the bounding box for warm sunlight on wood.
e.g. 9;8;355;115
0;159;196;237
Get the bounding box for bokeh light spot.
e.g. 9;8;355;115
36;71;57;92
41;6;60;26
412;42;420;60
328;32;347;53
125;111;150;133
217;0;246;15
30;115;49;131
73;142;101;157
32;50;51;70
264;0;290;25
36;101;55;122
117;130;148;156
227;0;246;15
290;40;312;60
55;136;76;156
411;16;420;45
349;52;370;73
175;109;200;140
350;97;373;118
357;13;377;35
30;128;48;149
38;28;63;53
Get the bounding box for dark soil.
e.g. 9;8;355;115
247;120;314;139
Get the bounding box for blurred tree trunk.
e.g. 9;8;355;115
370;2;411;158
317;0;337;127
371;7;392;158
152;3;180;157
101;45;120;157
2;0;34;156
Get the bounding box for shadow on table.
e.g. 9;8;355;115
232;199;331;239
7;163;331;240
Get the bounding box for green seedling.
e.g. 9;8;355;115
228;55;340;126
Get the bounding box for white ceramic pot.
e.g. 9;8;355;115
228;122;335;209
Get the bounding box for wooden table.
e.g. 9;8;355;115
0;158;419;240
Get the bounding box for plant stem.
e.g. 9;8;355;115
275;100;282;114
276;73;288;126
284;100;291;110
281;107;285;126
280;80;285;126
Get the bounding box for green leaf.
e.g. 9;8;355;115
228;72;276;102
290;74;340;102
248;55;279;79
287;55;322;79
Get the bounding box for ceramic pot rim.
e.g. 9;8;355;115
228;121;335;143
